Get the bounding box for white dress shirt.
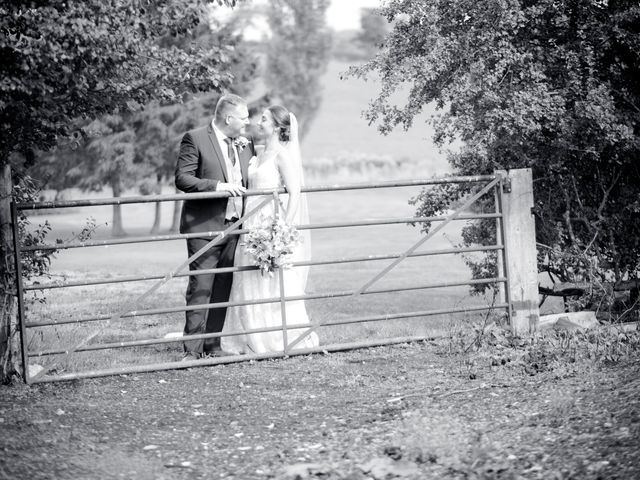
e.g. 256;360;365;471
212;121;243;220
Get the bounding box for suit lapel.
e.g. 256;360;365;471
207;124;229;182
239;145;251;189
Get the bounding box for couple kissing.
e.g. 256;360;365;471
174;94;319;361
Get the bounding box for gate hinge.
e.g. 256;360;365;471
501;177;512;193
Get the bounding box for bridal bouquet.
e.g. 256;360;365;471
245;214;301;276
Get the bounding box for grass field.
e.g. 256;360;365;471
302;61;450;176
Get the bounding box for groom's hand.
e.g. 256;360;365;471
216;182;246;196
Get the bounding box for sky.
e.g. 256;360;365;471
213;0;382;34
326;0;381;31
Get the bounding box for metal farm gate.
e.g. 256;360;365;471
12;169;538;383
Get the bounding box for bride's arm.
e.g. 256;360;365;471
276;150;301;224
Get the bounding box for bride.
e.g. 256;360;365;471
221;105;320;354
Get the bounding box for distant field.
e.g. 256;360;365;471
301;60;451;177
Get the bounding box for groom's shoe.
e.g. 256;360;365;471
180;352;201;362
203;347;225;358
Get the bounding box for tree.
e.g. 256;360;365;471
0;0;244;382
265;0;332;139
350;0;640;316
132;98;210;234
84;116;146;236
26;5;256;236
1;0;242;163
356;7;390;57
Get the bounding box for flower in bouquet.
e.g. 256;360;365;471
245;213;301;276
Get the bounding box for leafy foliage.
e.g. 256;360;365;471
449;317;640;380
0;0;244;165
12;177;55;284
350;0;640;307
17;3;257;234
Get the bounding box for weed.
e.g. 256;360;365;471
444;318;640;379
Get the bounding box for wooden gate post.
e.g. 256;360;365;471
0;164;16;383
497;168;539;334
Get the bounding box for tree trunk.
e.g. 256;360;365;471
170;186;182;233
150;202;162;234
0;164;16;383
111;178;126;237
149;175;162;234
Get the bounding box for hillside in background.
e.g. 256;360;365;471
301;59;451;179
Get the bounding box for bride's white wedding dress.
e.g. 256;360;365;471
221;151;320;354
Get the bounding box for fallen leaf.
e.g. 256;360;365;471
31;419;52;425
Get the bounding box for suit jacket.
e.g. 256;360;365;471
175;124;253;236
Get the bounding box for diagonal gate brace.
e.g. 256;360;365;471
286;177;501;351
351;177;501;297
29;195;273;382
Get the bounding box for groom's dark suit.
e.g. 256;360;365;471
175;123;253;355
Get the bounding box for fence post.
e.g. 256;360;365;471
0;164;16;383
497;168;539;334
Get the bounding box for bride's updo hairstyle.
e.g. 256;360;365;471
268;105;291;142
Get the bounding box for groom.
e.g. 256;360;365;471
175;93;253;360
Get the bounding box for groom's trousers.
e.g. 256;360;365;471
183;233;239;354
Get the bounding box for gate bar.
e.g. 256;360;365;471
16;176;497;210
495;173;514;325
21;213;502;252
29;334;452;384
26;277;507;328
352;178;501;297
273;192;291;354
10;201;29;381
25;245;505;291
30;302;508;357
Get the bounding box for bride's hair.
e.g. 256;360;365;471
267;105;290;142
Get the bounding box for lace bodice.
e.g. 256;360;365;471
247;154;282;190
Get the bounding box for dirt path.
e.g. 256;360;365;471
1;340;639;479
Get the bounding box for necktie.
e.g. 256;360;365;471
224;137;236;166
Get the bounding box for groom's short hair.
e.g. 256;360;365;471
215;94;247;120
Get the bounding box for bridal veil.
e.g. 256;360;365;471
286;112;312;288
